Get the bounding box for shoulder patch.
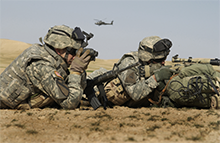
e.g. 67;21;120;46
54;71;63;79
124;69;137;84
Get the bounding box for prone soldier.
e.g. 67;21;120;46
0;25;96;110
86;36;176;108
85;36;220;110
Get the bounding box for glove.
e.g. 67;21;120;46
154;67;178;82
70;48;91;74
157;81;166;91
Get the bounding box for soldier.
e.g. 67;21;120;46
87;37;219;109
0;25;92;110
87;36;176;108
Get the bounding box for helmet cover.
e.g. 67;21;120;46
138;36;172;62
44;25;84;50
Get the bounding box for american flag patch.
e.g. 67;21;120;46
54;71;63;79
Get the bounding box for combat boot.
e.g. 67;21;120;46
210;94;220;109
16;100;31;110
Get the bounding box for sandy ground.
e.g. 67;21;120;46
0;39;220;143
0;106;220;143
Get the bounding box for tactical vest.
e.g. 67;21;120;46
117;51;139;78
117;51;158;79
105;52;139;105
0;44;69;108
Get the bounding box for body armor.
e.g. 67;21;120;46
0;44;69;108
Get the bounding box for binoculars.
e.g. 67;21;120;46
76;48;98;61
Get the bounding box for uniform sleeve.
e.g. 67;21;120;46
60;73;85;109
118;57;158;101
26;60;84;109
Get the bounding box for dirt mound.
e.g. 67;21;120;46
0;39;31;73
0;39;31;57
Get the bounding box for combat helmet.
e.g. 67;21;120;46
43;25;86;50
138;36;172;62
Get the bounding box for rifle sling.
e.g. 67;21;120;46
147;74;178;106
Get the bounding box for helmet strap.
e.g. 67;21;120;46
63;48;71;64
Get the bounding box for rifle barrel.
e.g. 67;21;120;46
210;59;220;66
172;57;220;66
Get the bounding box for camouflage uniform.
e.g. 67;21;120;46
87;36;172;107
88;52;159;107
0;25;88;109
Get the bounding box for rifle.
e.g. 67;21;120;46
84;62;141;110
172;54;220;66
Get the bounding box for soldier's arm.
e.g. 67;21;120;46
26;61;83;109
118;57;158;101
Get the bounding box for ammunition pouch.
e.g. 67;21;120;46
139;63;163;78
1;78;31;109
0;101;9;109
105;78;130;105
139;65;150;78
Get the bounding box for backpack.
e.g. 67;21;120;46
165;64;220;108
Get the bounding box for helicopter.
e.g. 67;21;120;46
94;19;114;26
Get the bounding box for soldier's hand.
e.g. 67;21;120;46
157;81;166;91
70;48;91;74
154;67;178;82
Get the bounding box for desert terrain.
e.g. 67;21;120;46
0;39;219;143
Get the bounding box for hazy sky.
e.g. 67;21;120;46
0;0;219;60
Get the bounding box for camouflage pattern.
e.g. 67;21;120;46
166;64;220;108
138;36;170;62
44;25;82;50
116;52;158;101
0;44;86;109
87;51;159;107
